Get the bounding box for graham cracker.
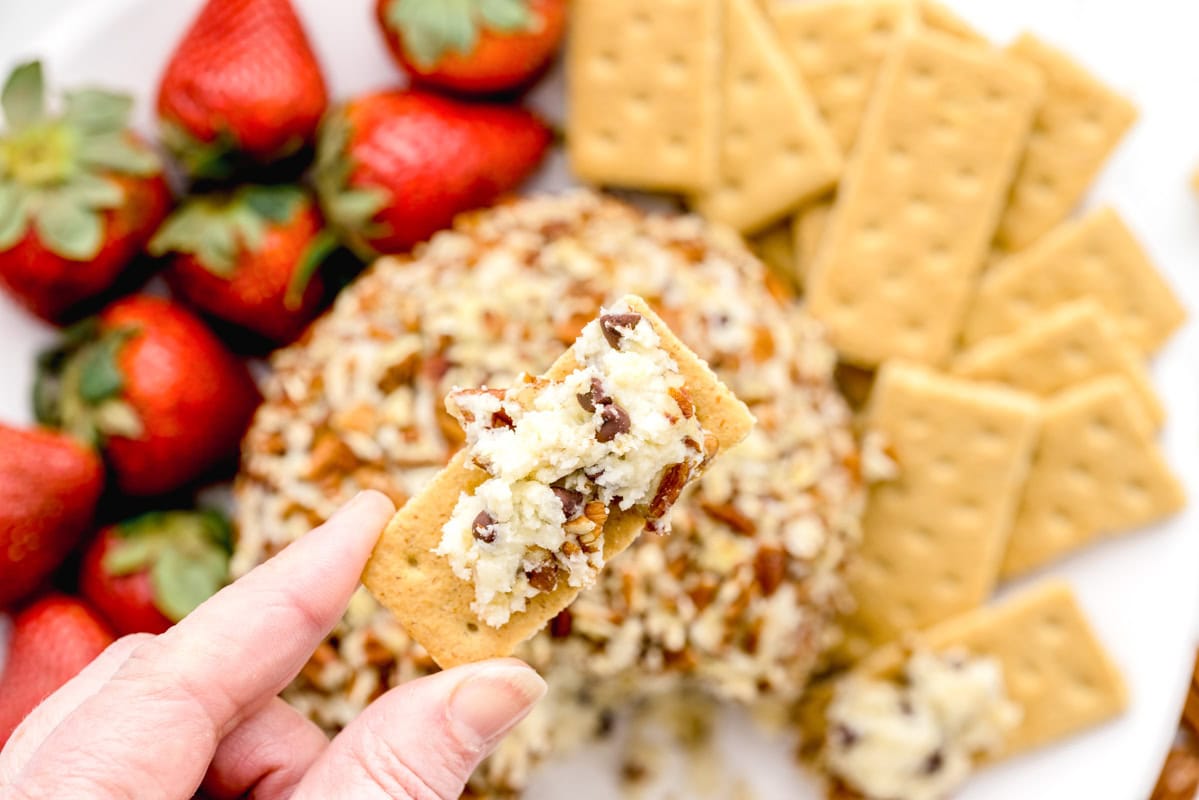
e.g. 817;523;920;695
363;296;754;668
917;0;988;44
844;362;1040;651
953;299;1164;428
770;0;915;285
748;219;800;295
960;206;1186;354
769;0;916;154
567;0;721;193
862;580;1128;756
792;199;831;284
996;34;1138;251
806;32;1042;366
1001;376;1185;578
691;0;841;234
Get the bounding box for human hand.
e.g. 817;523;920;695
0;491;547;800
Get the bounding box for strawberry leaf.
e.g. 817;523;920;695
387;0;480;69
151;545;228;622
63;88;134;135
103;534;159;575
477;0;535;31
93;398;144;438
286;228;337;309
33;194;103;260
0;184;29;250
107;510;232;622
75;133;160;176
64;173;124;209
242;184;304;223
159;120;240;181
2;62;46;131
77;327;135;403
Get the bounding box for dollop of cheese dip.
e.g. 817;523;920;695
826;649;1021;800
436;301;710;627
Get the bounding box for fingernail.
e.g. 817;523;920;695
448;664;547;750
336;490;395;520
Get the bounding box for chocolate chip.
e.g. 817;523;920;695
899;698;915;716
576;376;611;413
490;408;514;429
599;313;642;348
597;402;631;442
922;749;944;775
832;723;859;749
552;486;586;519
472;511;497;543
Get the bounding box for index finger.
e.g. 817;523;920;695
7;491;394;799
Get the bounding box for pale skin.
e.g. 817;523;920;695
0;491;547;800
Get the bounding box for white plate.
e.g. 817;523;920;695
3;1;1199;798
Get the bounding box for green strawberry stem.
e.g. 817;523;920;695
286;228;338;309
0;61;161;260
104;510;232;622
34;318;144;447
383;0;538;68
149;184;307;277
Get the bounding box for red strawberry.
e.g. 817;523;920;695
34;296;260;496
314;90;550;257
157;0;328;179
375;0;566;95
0;424;104;609
0;595;115;744
81;510;231;636
0;62;171;322
151;185;332;343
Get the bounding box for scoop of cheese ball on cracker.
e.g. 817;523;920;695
363;295;754;668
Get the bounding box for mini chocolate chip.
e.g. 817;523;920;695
899;698;914;716
577;376;611;413
832;723;859;749
584;467;605;482
597;402;630;442
599;312;642;348
922;749;944;775
490;408;514;429
472;511;497;543
552;486;586;519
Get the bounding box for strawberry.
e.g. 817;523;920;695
0;62;170;322
375;0;567;95
314;90;550;257
157;0;328;180
34;296;260;496
81;510;231;636
0;424;104;609
150;185;333;343
0;595;115;744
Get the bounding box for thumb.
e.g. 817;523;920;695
291;659;546;800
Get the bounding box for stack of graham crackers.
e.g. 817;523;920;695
568;0;1187;771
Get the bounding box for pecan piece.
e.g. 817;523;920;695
754;545;787;596
526;560;560;592
700;501;756;536
650;462;693;520
668;386;695;419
